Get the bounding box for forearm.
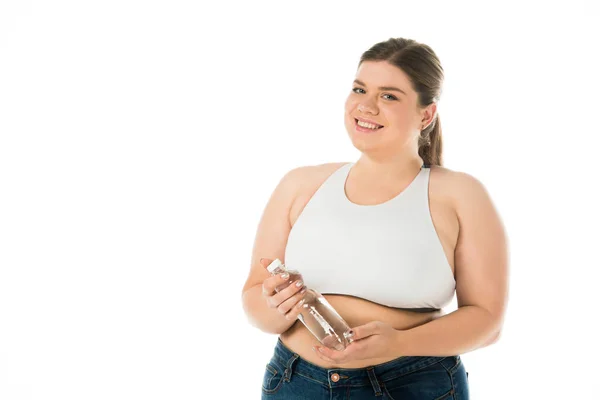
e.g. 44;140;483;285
242;284;296;335
394;305;502;357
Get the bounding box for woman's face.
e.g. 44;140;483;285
344;61;430;155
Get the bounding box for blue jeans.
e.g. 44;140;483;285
262;338;469;399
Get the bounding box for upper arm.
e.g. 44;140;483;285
241;166;307;295
452;172;509;325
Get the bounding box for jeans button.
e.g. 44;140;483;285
331;373;340;382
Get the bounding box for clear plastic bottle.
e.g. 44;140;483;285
267;259;354;351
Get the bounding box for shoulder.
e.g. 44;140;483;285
284;161;350;192
429;165;488;192
429;165;499;222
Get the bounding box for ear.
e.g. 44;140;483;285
420;102;437;129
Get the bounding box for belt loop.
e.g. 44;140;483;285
283;353;299;382
366;367;382;396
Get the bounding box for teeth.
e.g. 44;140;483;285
357;120;381;129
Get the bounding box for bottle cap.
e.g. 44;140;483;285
266;258;283;273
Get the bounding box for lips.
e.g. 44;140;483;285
354;118;384;129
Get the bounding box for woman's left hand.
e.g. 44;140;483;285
313;321;403;364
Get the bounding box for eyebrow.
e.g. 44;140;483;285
353;79;407;96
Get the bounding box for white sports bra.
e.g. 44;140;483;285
283;162;456;310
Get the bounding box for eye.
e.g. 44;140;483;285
352;87;397;101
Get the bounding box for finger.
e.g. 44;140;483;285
314;346;346;363
283;291;308;320
271;277;304;308
312;346;338;363
320;342;364;363
262;272;291;298
274;281;306;315
264;275;298;310
259;258;273;268
349;321;380;341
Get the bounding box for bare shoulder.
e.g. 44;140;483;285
287;161;351;192
429;165;495;209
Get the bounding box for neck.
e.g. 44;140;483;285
354;151;424;182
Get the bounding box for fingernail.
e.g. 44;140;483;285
281;272;289;280
295;280;303;287
300;287;307;294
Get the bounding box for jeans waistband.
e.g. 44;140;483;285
273;338;450;390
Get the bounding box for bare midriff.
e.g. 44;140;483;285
280;294;447;368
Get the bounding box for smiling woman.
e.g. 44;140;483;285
242;36;508;400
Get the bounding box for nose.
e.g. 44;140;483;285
357;102;377;114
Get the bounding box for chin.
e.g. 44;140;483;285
347;135;381;152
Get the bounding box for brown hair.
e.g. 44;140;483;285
358;38;445;166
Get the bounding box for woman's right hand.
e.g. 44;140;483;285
260;259;307;321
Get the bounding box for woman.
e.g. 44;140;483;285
242;37;508;399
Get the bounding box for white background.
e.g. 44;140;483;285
1;1;599;399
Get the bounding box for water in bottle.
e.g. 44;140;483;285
267;259;354;351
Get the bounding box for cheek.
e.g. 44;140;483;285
388;109;411;125
344;101;355;122
344;97;357;112
344;115;354;132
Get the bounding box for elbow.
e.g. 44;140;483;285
489;332;500;345
242;288;287;335
485;309;504;347
491;329;502;344
241;290;257;325
483;330;502;347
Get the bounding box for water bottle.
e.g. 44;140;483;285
267;259;354;351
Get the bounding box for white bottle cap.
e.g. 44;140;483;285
266;258;283;273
